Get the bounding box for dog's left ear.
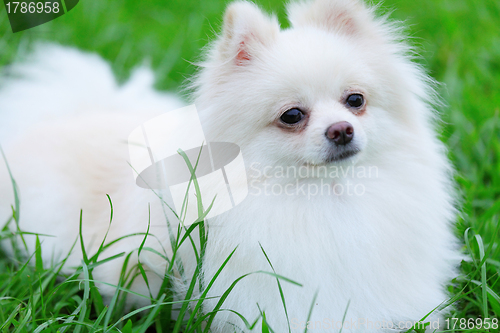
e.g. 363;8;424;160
287;0;378;38
218;1;280;66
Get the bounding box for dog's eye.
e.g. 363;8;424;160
346;94;364;108
280;108;305;124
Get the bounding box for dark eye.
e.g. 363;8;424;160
346;94;364;108
280;108;305;124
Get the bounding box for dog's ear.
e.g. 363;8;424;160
218;1;280;66
287;0;376;37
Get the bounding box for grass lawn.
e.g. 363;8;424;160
1;0;500;331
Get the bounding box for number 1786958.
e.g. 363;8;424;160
5;2;60;14
446;317;498;330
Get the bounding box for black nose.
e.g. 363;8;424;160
326;121;354;145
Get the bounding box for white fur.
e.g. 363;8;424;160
0;0;460;332
0;44;184;303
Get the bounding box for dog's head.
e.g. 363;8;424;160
194;0;436;173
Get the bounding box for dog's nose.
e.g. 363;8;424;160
326;121;354;145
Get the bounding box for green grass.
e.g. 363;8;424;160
1;0;500;332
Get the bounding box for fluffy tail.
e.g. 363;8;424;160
0;44;183;146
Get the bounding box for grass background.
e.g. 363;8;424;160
0;0;499;331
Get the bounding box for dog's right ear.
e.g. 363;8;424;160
217;1;280;66
287;0;377;38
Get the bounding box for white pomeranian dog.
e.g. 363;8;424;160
0;0;461;331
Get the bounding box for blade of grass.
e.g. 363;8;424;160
138;294;167;333
0;146;27;253
137;204;153;300
303;291;318;333
338;300;351;333
185;247;238;332
475;234;488;317
259;243;291;333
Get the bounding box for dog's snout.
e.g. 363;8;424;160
326;121;354;145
